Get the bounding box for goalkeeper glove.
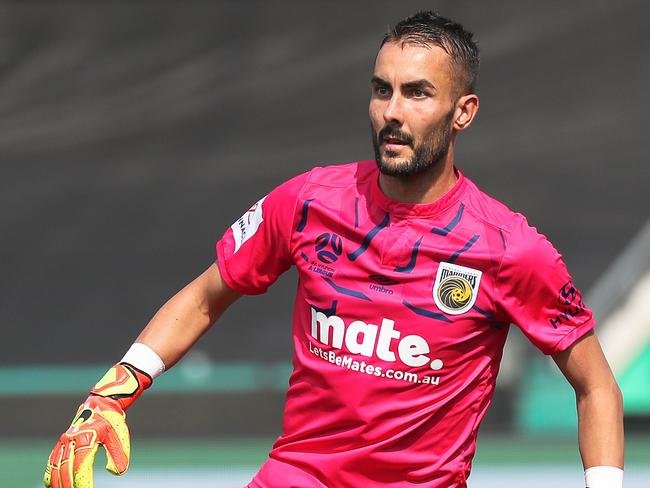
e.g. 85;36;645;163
44;362;152;488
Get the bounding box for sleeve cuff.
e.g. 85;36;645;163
215;239;263;295
548;318;596;355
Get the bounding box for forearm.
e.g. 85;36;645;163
576;381;624;469
45;264;240;486
134;262;240;369
134;284;212;369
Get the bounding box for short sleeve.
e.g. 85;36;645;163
496;217;595;355
216;170;311;295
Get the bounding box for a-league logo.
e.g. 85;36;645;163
315;232;343;263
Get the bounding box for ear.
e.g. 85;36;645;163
453;94;479;131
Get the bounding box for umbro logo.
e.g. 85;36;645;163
369;274;399;286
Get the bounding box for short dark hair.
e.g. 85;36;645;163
381;11;480;95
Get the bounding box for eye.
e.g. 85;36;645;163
373;85;391;97
411;88;427;98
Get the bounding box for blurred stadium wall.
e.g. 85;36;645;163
1;1;648;486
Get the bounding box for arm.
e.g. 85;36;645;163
552;331;624;479
44;261;241;488
46;171;306;488
135;261;241;368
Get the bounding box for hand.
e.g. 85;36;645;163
44;395;130;488
44;362;152;488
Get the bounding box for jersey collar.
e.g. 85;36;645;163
371;166;467;218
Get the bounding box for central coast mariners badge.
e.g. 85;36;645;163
433;262;482;315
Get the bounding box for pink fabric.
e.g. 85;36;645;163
217;161;594;487
247;458;328;488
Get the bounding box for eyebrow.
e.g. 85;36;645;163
403;79;435;91
371;76;389;86
371;76;436;91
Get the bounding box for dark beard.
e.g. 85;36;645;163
372;109;454;177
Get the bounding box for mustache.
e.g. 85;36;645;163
377;125;414;147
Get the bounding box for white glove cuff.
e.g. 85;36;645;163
121;342;166;379
584;466;623;488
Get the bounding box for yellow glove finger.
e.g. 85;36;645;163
44;439;62;487
50;441;65;488
43;462;52;488
43;441;61;488
71;443;99;488
98;410;131;475
59;440;75;488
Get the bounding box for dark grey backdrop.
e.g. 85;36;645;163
1;1;648;365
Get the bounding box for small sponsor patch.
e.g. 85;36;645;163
548;280;586;328
231;196;266;253
433;262;482;315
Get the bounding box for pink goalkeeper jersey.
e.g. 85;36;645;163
216;161;594;488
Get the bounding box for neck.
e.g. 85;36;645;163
378;148;458;204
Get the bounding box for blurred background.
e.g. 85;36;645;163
1;1;648;486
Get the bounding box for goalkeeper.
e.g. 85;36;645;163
45;10;624;488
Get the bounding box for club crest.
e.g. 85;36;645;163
433;262;482;315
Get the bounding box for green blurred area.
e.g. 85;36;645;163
5;436;650;487
619;342;650;414
3;356;648;486
518;353;650;434
0;363;291;396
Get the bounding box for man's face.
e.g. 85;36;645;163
370;42;458;177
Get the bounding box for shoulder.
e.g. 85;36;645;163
506;214;563;271
459;173;562;266
275;161;373;193
460;174;522;236
305;160;376;189
267;160;374;210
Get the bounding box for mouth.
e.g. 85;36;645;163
382;135;410;151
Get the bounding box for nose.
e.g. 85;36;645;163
383;94;404;125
